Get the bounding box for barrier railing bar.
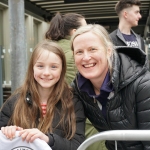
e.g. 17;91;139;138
77;130;150;150
115;140;117;150
0;45;3;107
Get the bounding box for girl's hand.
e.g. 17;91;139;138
1;125;23;140
19;128;49;143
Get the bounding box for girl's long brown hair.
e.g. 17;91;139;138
8;40;76;139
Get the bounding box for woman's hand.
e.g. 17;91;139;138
1;125;23;140
19;128;49;143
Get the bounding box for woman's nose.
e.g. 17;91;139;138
82;52;91;60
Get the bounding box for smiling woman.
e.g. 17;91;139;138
0;40;85;150
71;24;150;150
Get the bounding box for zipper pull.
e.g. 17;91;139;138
93;96;102;110
107;91;114;100
93;96;96;103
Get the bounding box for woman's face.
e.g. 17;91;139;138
73;31;111;83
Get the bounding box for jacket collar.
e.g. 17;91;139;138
78;72;113;95
113;47;147;91
116;29;142;49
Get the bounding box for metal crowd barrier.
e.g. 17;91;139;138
77;130;150;150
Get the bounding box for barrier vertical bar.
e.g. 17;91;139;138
0;45;3;107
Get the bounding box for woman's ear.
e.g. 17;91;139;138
70;29;77;36
107;48;112;58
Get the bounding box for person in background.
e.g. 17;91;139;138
71;24;150;150
45;12;86;84
45;12;107;150
0;40;85;150
110;0;145;51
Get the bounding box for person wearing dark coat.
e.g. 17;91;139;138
71;24;150;150
0;40;85;150
109;0;145;52
110;29;145;51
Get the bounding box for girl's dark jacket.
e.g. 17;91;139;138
0;92;85;150
71;47;150;150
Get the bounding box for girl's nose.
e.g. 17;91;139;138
43;67;50;75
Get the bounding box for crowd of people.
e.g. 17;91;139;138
0;0;150;150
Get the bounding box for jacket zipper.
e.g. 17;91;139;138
93;96;110;129
106;91;115;129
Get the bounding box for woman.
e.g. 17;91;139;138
45;12;87;84
0;40;85;150
71;24;150;150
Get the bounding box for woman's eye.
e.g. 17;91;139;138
76;50;82;54
91;48;96;51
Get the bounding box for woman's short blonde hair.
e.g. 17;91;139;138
71;24;114;74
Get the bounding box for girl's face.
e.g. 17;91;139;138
73;31;111;84
33;49;62;91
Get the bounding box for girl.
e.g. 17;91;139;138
0;40;85;150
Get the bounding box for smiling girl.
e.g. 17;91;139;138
0;40;85;150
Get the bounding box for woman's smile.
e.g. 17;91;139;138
83;63;96;68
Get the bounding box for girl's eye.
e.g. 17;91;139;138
37;65;43;68
52;65;57;68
